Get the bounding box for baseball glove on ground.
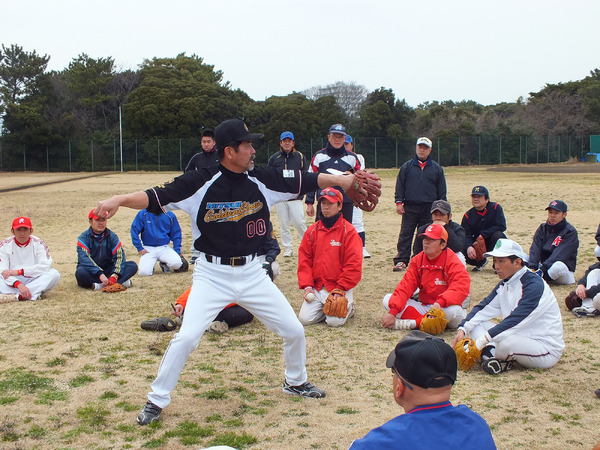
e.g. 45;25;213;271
140;317;178;332
472;235;487;261
419;308;448;335
102;283;127;293
564;291;582;311
174;254;189;273
322;288;348;318
346;170;382;211
454;338;482;371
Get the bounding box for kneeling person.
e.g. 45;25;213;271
381;224;470;332
528;200;578;285
453;239;564;375
298;187;363;327
0;217;60;302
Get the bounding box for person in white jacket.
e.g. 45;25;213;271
0;217;60;302
452;239;564;375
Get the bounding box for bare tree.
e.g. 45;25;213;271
301;81;368;117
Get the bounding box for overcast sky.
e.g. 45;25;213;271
3;0;598;107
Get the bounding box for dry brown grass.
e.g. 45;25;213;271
0;166;599;449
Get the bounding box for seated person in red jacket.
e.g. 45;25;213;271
381;224;470;331
297;187;363;327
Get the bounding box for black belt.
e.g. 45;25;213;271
204;254;256;266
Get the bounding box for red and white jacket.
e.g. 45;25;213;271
388;248;470;317
297;215;363;292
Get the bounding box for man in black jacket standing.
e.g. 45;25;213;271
528;200;578;285
393;137;446;272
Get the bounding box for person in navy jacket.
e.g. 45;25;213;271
527;200;578;285
350;331;495;449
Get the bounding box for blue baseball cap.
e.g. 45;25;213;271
345;135;353;144
280;131;295;141
471;185;489;197
545;200;567;212
328;124;347;136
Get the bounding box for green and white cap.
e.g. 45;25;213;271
484;239;528;262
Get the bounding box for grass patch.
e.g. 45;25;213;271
116;401;139;412
70;374;94;387
163;420;214;445
76;404;111;427
99;390;119;400
208;431;258;448
46;357;66;367
201;388;228;400
27;425;47;439
36;390;69;404
0;367;53;393
336;407;359;414
0;397;18;405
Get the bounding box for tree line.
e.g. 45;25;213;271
1;43;599;170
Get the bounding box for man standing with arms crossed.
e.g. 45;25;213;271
93;119;360;426
268;131;308;257
393;137;446;272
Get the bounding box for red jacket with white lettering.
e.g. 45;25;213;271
297;215;363;292
387;248;470;317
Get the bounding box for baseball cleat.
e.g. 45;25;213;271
283;381;326;398
472;259;488;272
159;262;171;273
362;248;371;258
394;319;416;330
571;306;600;318
122;279;132;288
92;283;103;291
595;388;600;399
136;400;162;426
393;262;407;272
283;248;293;257
481;358;513;375
208;321;229;334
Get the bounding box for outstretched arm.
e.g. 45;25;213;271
94;191;149;219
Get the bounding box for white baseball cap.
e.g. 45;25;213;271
416;137;432;148
484;239;528;262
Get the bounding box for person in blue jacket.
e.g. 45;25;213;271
527;200;578;284
131;209;186;276
349;330;496;449
76;210;138;290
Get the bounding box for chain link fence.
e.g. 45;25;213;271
0;134;593;172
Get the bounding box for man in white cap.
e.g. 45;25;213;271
452;239;564;375
393;137;446;272
268;131;309;257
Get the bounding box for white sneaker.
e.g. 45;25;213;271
208;321;229;334
93;283;103;291
363;248;371;258
122;279;132;288
0;294;19;303
394;319;416;330
283;248;293;257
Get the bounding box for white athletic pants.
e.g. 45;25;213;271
0;269;60;300
382;294;466;328
547;261;575;285
147;255;308;409
468;322;560;369
274;200;307;251
137;245;182;276
298;288;354;327
582;268;600;310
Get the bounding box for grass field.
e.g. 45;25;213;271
0;165;599;449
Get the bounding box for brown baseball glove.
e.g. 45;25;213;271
346;170;382;211
472;235;487;261
564;291;582;311
102;283;127;293
322;288;348;318
419;308;448;335
454;338;482;371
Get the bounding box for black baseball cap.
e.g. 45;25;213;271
386;330;457;388
471;185;489;197
545;200;567;212
215;119;263;148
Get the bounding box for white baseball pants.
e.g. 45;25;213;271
0;269;60;300
147;255;308;409
137;245;182;276
547;261;575;285
299;288;354;327
467;321;560;369
274;200;307;251
382;293;466;328
582;268;600;310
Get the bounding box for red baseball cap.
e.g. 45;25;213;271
319;187;343;204
419;223;448;242
12;217;32;229
89;209;102;220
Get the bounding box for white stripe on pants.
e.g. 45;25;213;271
274;200;307;251
147;255;307;409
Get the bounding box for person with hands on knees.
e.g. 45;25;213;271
298;187;363;327
0;217;60;303
452;238;564;375
349;331;496;449
382;224;470;333
527;200;578;285
131;209;187;276
76;209;138;290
